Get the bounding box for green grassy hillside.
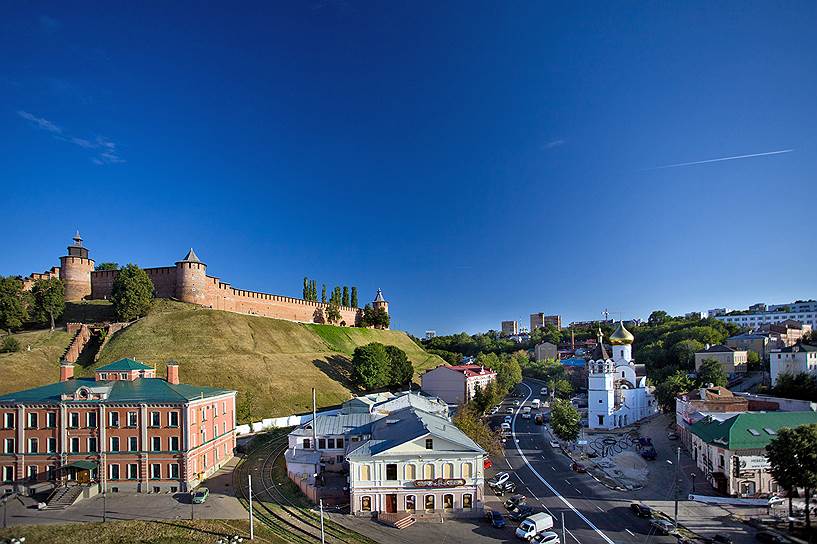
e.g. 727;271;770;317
87;300;442;419
0;329;73;395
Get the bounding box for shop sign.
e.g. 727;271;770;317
738;456;770;470
412;478;466;488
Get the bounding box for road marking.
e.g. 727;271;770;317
625;529;635;536
506;459;513;469
575;488;582;494
551;466;556;471
595;505;604;512
511;383;616;544
525;486;540;500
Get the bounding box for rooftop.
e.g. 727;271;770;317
689;411;817;450
697;344;737;353
96;358;153;372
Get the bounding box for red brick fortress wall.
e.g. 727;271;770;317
91;267;178;299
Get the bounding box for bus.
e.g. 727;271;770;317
531;398;541;409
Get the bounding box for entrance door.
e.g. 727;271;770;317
385;494;397;513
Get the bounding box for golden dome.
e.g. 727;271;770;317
609;321;634;345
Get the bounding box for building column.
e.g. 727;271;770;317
140;404;148;492
16;405;25;487
99;405;107;490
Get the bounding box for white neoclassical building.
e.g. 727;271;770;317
587;322;658;430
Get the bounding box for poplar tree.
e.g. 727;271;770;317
321;284;327;304
303;277;308;300
342;286;350;307
351;287;358;308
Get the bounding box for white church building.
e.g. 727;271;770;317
587;322;658;430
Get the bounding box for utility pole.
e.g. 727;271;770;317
561;512;566;544
248;474;254;540
103;490;107;523
319;498;326;544
2;495;7;529
674;446;680;530
312;388;318;451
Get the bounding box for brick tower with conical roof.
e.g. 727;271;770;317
59;231;95;301
175;248;208;305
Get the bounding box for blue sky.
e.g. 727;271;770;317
2;2;816;335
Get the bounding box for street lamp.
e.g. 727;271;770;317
691;473;696;494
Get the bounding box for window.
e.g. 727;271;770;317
598;415;604;425
150;411;160;427
169;463;180;479
27;465;37;482
318;438;326;449
213;424;217;439
47;466;55;481
405;464;416;480
47;438;56;453
28;438;38;453
719;454;725;468
27;413;38;429
223;421;227;435
405;495;416;512
87;412;97;428
109;464;120;480
70;437;80;453
463;493;473;509
169;436;180;451
462;462;472;479
303;438;311;449
69;412;80;428
201;407;206;422
2;466;13;483
109;411;120;428
100;373;107;380
150;463;161;480
110;436;120;453
425;495;435;511
222;401;227;415
169;411;179;427
119;373;127;380
201;429;206;444
425;438;433;450
360;464;371;481
3;413;13;428
386;463;398;480
361;496;372;511
443;493;454;510
327;438;336;449
152;436;161;452
443;463;453;479
127;463;138;480
424;463;434;479
337;437;344;449
88;437;97;453
127;411;138;427
128;437;138;452
4;438;14;454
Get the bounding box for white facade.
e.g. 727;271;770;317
587;330;657;430
716;310;817;330
421;365;496;405
770;346;817;386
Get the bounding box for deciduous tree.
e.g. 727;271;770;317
550;398;581;441
352;342;390;389
385;345;413;386
0;276;29;334
767;424;817;529
31;277;65;331
110;264;154;321
95;262;119;271
696;358;727;387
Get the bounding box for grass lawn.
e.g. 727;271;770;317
0;328;72;396
0;519;287;544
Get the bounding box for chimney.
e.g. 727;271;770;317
60;361;74;382
166;361;180;385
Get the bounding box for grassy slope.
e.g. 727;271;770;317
0;328;72;395
91;300;443;418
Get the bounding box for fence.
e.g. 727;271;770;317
235;407;342;436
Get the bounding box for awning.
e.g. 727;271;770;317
64;460;98;470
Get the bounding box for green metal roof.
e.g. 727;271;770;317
96;358;153;372
0;377;234;404
65;460;98;470
689;411;817;451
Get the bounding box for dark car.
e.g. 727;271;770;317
712;535;734;544
756;532;788;544
640;447;657;460
504;494;527;509
509;505;535;521
630;503;653;518
484;509;507;528
571;462;587;473
495;481;517;496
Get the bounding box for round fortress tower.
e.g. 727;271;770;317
175;248;208;305
373;288;389;314
59;231;94;301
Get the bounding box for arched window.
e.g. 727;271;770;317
360;496;372;511
462;493;473;509
443;493;454;510
461;462;472;479
424;463;434;479
360;464;371;481
424;494;435;511
405;464;416;480
443;463;453;479
406;495;416;512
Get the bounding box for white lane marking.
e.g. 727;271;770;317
551;466;556;471
596;505;604;512
525;486;540;500
625;529;635;536
512;383;615;544
506;458;513;469
576;488;582;495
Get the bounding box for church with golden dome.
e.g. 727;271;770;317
587;321;658;430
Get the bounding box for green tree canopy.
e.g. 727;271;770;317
648;310;670;325
31;277;65;331
767;424;817;528
0;276;30;333
326;300;341;324
696;358;728;387
550;398;581;441
342;286;350;307
655;369;694;411
110;264;154;321
351;342;390;389
362;305;390;329
95;262;119;271
385;345;413;386
351;287;358;308
452;402;501;457
773;372;817;402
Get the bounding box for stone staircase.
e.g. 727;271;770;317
44;485;84;510
377;512;416;529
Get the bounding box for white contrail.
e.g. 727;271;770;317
649;148;793;169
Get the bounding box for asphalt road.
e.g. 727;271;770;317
487;379;678;544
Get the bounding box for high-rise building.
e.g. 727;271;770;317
530;313;561;331
500;321;518;336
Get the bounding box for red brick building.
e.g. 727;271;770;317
0;358;236;495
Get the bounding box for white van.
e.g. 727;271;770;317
516;512;554;539
531;398;541;409
540;386;548;396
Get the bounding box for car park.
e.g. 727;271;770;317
650;520;676;535
630;503;653;518
488;472;510;488
484;509;507;528
514;400;521;406
531;531;560;544
501;422;511;433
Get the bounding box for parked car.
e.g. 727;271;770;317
484;509;507;528
522;412;531;419
640;447;657;460
516;512;554;540
712;534;734;544
507;407;515;414
549;440;560;448
535;414;544;425
650;520;676;535
630;503;653;518
514;400;521;406
495;481;517;495
504;494;527;509
667;432;679;440
532;531;560;544
488;472;510;488
509;505;536;521
191;487;209;504
756;531;789;544
571;462;587;473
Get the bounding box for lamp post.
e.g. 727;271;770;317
2;494;7;529
102;490;107;523
691;472;696;494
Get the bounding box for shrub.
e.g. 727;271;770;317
1;336;21;353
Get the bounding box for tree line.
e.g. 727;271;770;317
302;277;359;308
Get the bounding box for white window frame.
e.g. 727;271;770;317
47;437;57;453
169;463;179;479
127;463;138;480
109;411;120;428
109;464;120;480
2;466;13;483
69;412;79;428
87;412;97;428
128;436;138;452
169;436;179;451
28;437;38;453
110;436;120;453
168;411;179;427
46;412;56;428
70;437;80;453
150;411;160;427
27;412;38;429
151;436;161;452
127;411;138;427
3;413;13;428
150;463;161;480
4;438;14;454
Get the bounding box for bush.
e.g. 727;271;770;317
1;336;21;353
